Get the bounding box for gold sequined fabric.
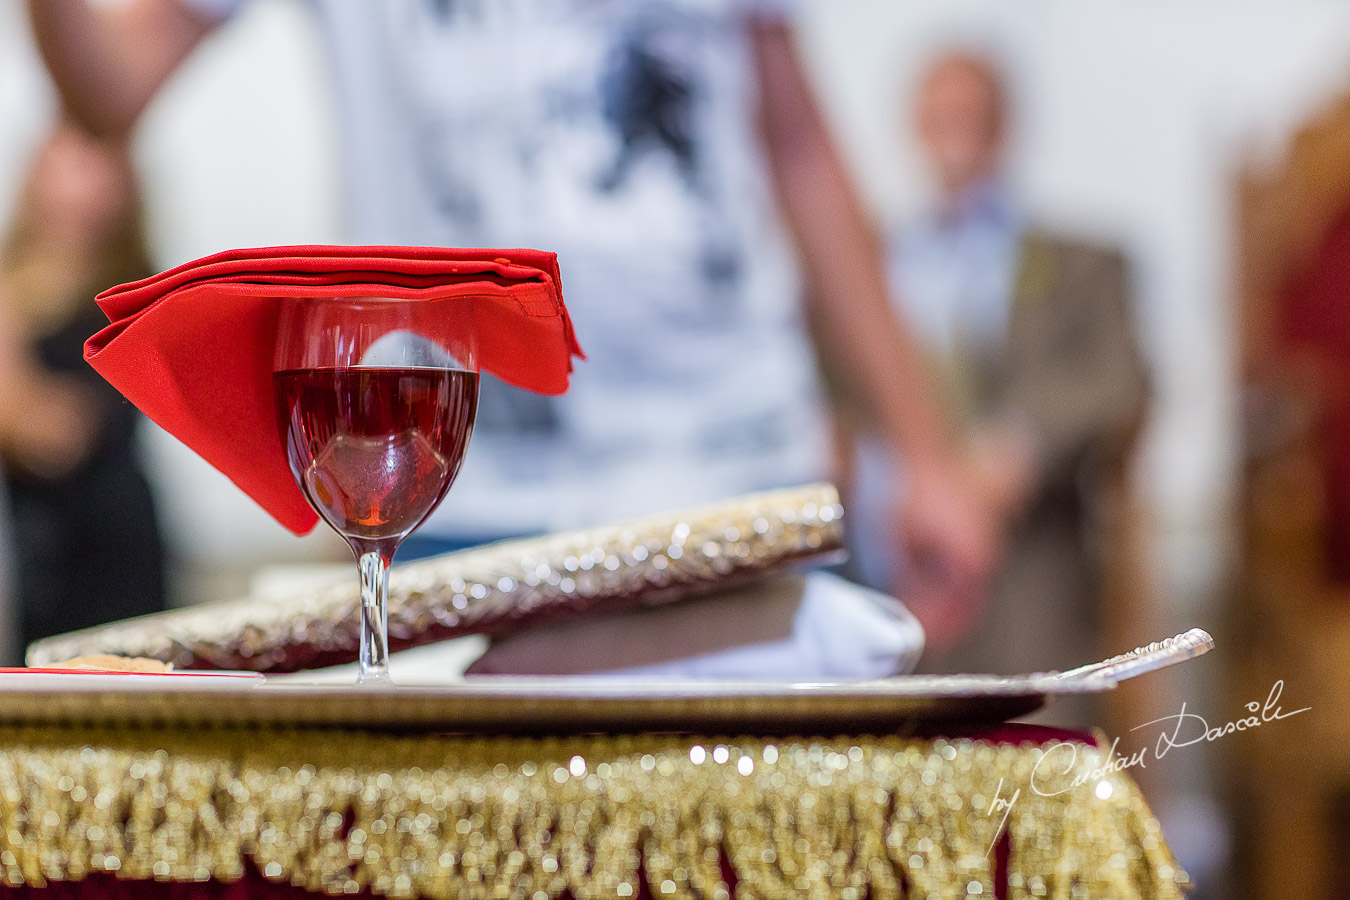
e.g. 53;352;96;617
27;485;844;672
0;727;1185;899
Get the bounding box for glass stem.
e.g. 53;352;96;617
357;548;392;683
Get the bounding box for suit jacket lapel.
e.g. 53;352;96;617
970;228;1054;414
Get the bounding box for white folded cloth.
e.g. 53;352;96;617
465;571;924;680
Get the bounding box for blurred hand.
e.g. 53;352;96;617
893;457;1002;653
894;423;1041;653
965;420;1039;521
0;372;97;479
903;570;987;657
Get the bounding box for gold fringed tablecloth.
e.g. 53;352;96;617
0;726;1185;900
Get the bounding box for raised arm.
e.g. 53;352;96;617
26;0;216;140
750;22;950;473
751;21;1001;646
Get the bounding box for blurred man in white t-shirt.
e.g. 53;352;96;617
28;0;1006;630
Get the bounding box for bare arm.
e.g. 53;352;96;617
752;22;1002;646
26;0;216;139
750;22;949;469
0;280;94;478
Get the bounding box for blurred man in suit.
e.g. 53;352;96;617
845;48;1148;679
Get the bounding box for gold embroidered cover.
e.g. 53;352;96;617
28;485;843;673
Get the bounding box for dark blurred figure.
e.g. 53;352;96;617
846;49;1148;675
0;125;166;655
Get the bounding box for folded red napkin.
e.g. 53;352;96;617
86;245;582;535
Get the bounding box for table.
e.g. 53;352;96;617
0;723;1185;899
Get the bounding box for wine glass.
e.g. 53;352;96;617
273;297;479;683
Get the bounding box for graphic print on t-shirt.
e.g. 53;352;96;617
395;1;745;327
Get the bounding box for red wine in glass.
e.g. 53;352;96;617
274;367;478;551
273;297;480;683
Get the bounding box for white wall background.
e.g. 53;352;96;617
5;0;1350;612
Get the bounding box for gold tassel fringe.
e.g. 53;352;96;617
0;727;1186;899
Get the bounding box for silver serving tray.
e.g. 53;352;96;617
0;629;1210;735
0;673;1106;735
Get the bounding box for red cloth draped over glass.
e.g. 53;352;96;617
85;246;581;536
